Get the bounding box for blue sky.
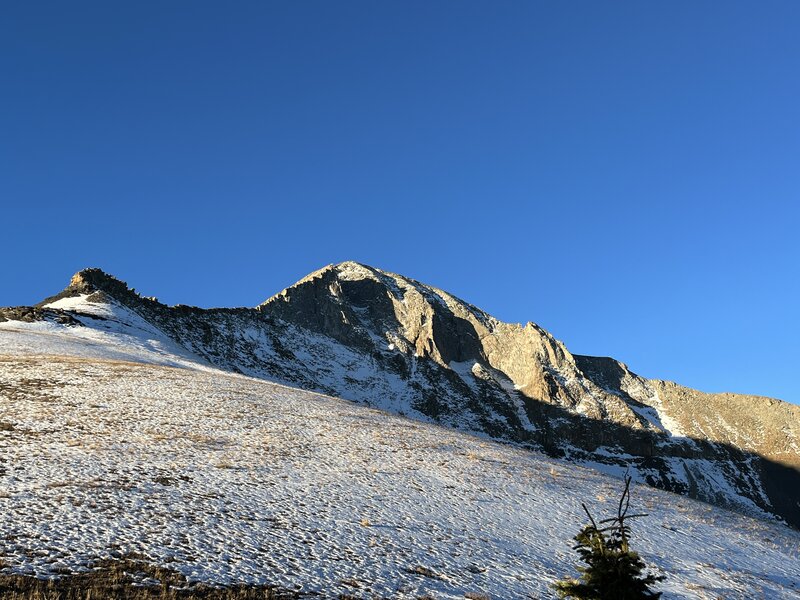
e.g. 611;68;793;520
2;2;798;402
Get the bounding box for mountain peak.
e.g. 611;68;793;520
36;268;145;308
69;268;127;293
332;261;387;279
257;261;582;402
300;261;388;284
333;260;374;271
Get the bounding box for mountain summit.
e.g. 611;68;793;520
2;262;798;527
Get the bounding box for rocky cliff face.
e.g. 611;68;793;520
3;262;798;528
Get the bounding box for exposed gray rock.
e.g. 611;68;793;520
0;305;80;326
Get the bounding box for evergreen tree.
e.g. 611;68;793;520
554;475;665;600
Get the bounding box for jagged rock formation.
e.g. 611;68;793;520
2;262;798;528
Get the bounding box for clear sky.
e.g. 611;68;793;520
2;2;798;402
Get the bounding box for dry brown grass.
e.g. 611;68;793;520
0;557;297;599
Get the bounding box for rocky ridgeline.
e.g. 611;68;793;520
2;262;798;527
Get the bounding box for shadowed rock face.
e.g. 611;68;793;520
3;261;799;528
575;355;800;471
263;264;637;417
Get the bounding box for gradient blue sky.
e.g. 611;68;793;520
2;2;798;402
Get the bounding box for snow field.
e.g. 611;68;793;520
0;355;798;599
0;295;212;371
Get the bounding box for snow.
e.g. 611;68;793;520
1;295;783;531
629;402;672;434
448;360;480;390
647;389;688;438
0;295;211;371
0;338;799;597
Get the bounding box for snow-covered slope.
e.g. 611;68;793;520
0;294;211;370
1;354;798;599
1;264;799;530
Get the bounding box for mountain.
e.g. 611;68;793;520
2;262;798;529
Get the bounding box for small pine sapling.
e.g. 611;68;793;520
554;475;665;599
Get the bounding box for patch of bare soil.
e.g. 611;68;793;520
0;557;299;599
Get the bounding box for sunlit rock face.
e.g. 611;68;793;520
2;261;798;528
